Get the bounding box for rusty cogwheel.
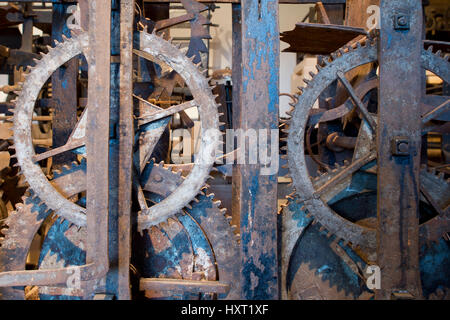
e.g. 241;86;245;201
286;36;450;253
0;162;239;300
12;30;220;229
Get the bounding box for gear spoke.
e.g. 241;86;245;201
336;70;377;132
422;99;450;123
136;95;197;126
32;138;84;163
314;151;376;198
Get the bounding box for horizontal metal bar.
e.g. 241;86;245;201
0;263;105;287
143;0;345;3
37;286;84;297
140;278;230;294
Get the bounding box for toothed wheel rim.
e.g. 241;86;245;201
287;38;450;251
13;31;220;228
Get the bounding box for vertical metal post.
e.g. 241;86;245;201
377;0;423;299
231;3;242;230
86;0;111;298
51;3;78;166
118;0;135;300
237;0;279;299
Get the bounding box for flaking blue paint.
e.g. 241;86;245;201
241;0;279;114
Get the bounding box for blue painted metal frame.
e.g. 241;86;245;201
237;0;280;299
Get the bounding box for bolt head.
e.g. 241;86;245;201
397;16;407;26
394;14;410;30
391;136;410;156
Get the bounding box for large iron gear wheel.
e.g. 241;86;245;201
286;36;450;252
0;162;240;300
12;30;220;229
280;188;450;300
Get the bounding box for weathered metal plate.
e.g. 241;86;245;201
280;23;367;54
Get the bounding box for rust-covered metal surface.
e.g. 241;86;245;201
376;0;423;299
236;0;279;299
118;0;135;300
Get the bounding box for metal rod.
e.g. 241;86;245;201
118;0;135;300
140;278;230;294
336;70;377;132
421;99;450;123
85;0;112;298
